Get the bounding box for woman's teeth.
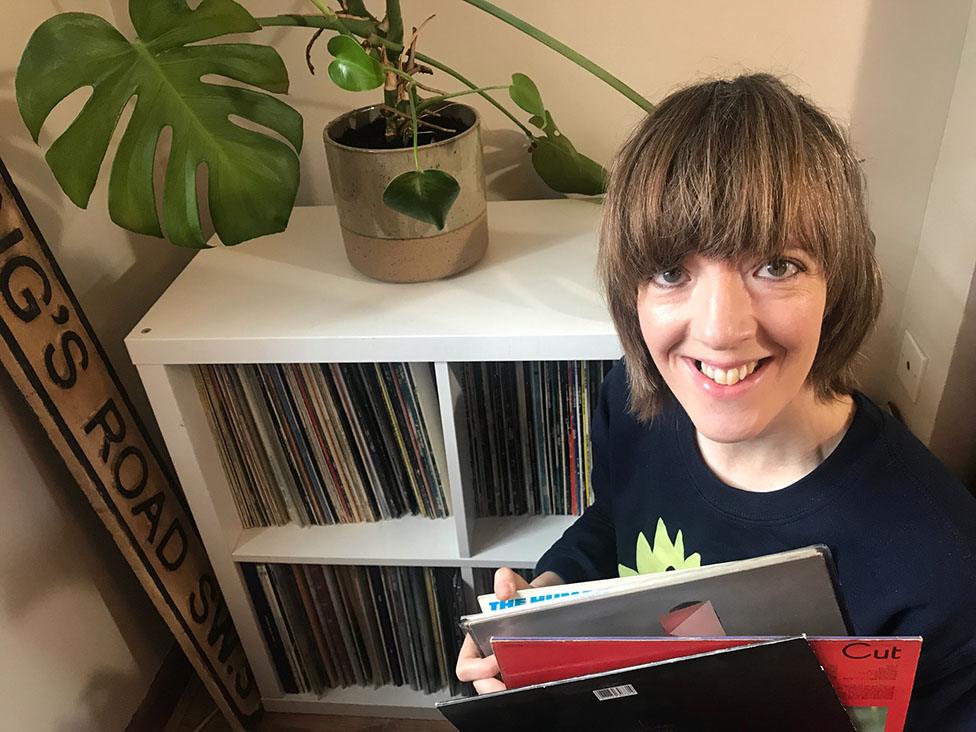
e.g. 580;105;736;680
696;360;759;385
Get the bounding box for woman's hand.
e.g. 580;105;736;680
455;568;563;694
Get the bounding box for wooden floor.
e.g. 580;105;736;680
164;674;455;732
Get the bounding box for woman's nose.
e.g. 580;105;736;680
690;267;756;349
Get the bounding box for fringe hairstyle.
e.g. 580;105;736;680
599;74;883;422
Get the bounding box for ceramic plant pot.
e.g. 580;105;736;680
324;103;488;283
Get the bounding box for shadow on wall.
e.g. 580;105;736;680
0;368;170;725
482;127;564;202
929;263;976;490
56;667;156;732
0;69;65;250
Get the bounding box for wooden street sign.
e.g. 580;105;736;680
0;158;261;730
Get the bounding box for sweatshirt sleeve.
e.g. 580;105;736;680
906;651;976;731
885;425;976;731
902;552;976;730
534;370;618;583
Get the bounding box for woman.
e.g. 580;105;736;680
456;74;976;729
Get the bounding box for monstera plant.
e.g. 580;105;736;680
16;0;653;249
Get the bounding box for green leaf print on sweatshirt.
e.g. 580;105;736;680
618;518;702;576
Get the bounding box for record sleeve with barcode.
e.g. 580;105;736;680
436;636;855;732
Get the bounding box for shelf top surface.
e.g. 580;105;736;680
231;514;577;568
126;199;621;364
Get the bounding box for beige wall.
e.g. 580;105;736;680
1;1;183;729
849;0;974;422
899;1;976;457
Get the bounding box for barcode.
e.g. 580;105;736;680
593;684;638;701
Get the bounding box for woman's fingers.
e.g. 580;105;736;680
494;567;531;599
456;572;536;693
456;651;500;682
455;633;500;682
473;676;508;694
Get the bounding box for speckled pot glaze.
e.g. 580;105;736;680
324;104;488;283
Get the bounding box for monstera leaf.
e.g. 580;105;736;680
508;73;606;196
531;127;606;196
16;0;303;248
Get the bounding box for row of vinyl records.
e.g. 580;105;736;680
195;360;615;527
241;563;471;696
194;362;450;527
458;361;615;517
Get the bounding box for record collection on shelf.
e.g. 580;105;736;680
242;562;467;696
458;360;615;517
193;362;449;528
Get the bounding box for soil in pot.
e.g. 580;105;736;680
332;107;473;150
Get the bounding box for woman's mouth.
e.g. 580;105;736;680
694;357;770;386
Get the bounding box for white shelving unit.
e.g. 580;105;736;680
126;199;622;718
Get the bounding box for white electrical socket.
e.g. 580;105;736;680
897;331;927;403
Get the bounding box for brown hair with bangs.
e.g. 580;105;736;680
600;73;883;422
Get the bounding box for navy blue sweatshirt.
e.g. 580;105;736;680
536;361;976;730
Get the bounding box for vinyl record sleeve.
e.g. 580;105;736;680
327;363;391;519
342;363;408;516
366;565;403;686
359;363;418;513
240;563;297;693
256;364;318;524
492;636;922;732
437;637;855;732
284;363;349;522
193;366;257;525
378;363;430;516
211;365;276;525
323;564;368;686
305;564;355;686
314;363;380;519
462;546;850;656
403;363;450;515
256;564;309;692
234;364;296;523
268;563;325;692
290;564;337;688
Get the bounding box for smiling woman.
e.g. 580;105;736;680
456;74;976;731
635;250;832;449
600;73;882;424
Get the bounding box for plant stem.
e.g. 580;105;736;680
306;0;330;15
379;105;455;133
385;0;404;44
416;85;510;114
304;0;358;36
255;14;534;136
342;0;375;20
408;85;420;171
408;50;531;135
259;13;377;37
379;1;403;123
459;0;655;113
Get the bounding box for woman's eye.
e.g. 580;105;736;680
756;258;800;280
652;268;687;287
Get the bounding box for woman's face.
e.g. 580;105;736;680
636;250;827;443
